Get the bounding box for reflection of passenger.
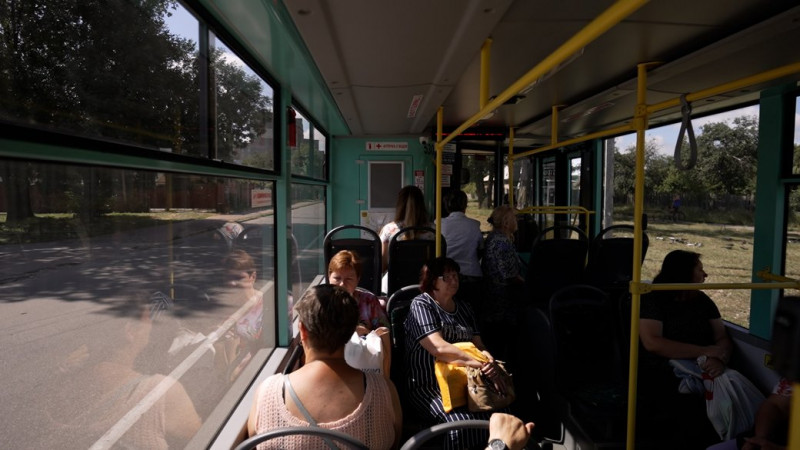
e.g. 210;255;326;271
44;293;201;448
215;221;244;250
247;285;402;449
218;249;264;381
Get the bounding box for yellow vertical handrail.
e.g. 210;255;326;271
480;39;492;110
436;107;444;257
790;382;800;450
437;0;649;150
626;62;651;450
508;127;515;210
551;105;560;146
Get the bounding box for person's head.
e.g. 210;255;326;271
394;185;429;226
294;284;358;354
222;249;256;287
489;205;518;236
653;250;706;284
420;256;461;297
446;190;468;214
327;250;361;295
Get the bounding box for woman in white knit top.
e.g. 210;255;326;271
247;285;402;449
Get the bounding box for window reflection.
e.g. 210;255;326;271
0;158;275;448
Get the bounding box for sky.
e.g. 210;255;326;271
614;100;800;155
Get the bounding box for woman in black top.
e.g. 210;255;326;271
638;250;733;449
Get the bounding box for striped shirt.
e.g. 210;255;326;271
404;292;494;449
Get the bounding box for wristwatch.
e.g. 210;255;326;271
487;438;508;450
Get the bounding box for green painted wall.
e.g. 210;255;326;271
329;138;436;228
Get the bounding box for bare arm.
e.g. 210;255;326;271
164;379;202;442
639;318;725;360
699;318;733;376
472;335;488;353
247;381;268;436
488;413;535;450
741;393;791;450
709;317;733;362
418;332;483;368
381;239;389;273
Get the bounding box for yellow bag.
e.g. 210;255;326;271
434;342;488;413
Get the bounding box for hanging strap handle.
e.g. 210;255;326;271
674;94;698;170
284;376;340;450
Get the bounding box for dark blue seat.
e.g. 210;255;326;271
584;224;649;292
548;284;628;446
387;226;444;297
525;225;589;309
323;224;382;295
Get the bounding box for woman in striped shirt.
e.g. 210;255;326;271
404;257;508;449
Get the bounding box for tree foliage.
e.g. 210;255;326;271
0;0;271;222
614;116;761;211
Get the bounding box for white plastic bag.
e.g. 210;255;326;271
344;330;384;372
704;368;764;440
670;358;764;440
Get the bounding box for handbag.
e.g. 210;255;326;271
466;361;516;412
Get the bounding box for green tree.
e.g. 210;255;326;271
0;0;270;223
694;116;759;197
613;138;663;203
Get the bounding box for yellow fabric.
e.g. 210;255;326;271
434;342;488;413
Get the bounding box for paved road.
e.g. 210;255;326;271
0;201;325;448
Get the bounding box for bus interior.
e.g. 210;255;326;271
1;0;800;449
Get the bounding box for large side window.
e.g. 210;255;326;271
0;156;276;448
784;95;800;282
0;1;276;169
607;106;759;328
0;2;201;154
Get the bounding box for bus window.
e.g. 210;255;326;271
290;182;326;316
610;106;760;327
461;151;495;232
0;157;277;448
791;95;800;175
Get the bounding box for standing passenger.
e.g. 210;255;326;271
441;190;484;313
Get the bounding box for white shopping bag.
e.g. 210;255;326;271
344;330;384;372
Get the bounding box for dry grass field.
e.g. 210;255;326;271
467;203;800;329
